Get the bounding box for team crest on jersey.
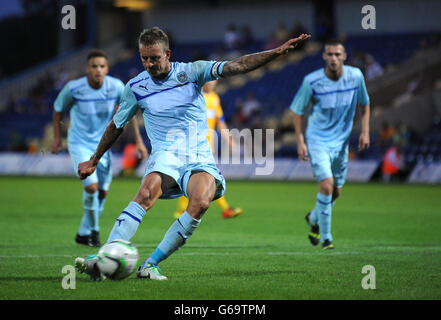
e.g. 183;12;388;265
177;71;188;83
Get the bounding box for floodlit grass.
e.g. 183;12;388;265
0;177;440;300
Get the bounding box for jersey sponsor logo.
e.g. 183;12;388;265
177;71;188;83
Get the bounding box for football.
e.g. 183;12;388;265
97;240;139;280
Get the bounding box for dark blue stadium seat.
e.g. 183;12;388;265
276;145;298;158
0;112;51;143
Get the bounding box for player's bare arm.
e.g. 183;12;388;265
78;120;123;179
222;34;311;77
359;104;370;151
50;110;63;154
293;113;309;161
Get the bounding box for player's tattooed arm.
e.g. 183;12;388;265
222;33;310;77
222;50;280;76
90;120;123;165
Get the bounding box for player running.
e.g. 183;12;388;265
290;39;370;250
75;27;310;280
173;79;243;220
51;49;147;247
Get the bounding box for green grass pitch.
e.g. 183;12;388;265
0;176;440;300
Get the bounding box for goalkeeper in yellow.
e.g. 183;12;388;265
173;80;244;219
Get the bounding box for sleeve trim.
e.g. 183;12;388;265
211;61;225;79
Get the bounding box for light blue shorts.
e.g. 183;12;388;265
308;143;348;188
143;150;226;200
68;143;112;191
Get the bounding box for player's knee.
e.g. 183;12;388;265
84;184;98;193
199;199;211;213
319;179;334;195
188;196;211;215
134;186;155;210
197;198;211;213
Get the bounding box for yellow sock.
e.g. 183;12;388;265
177;196;189;212
215;196;229;212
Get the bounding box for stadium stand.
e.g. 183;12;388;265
1;28;440;183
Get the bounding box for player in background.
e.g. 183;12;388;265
51;49;147;247
290;39;370;250
75;27;310;281
173;79;243;220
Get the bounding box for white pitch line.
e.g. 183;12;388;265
375;246;441;250
268;251;364;255
135;244;269;249
0;254;75;259
1;247;441;259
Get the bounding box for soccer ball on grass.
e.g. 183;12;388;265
97;240;139;280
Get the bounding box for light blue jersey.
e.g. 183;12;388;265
290;65;369;148
54;75;124;147
54;75;124;189
113;60;226;199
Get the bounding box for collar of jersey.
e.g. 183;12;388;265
85;75;106;91
322;66;346;83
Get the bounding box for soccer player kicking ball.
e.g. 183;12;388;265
51;49;147;247
75;27;310;281
290;40;370;250
173;80;243;220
